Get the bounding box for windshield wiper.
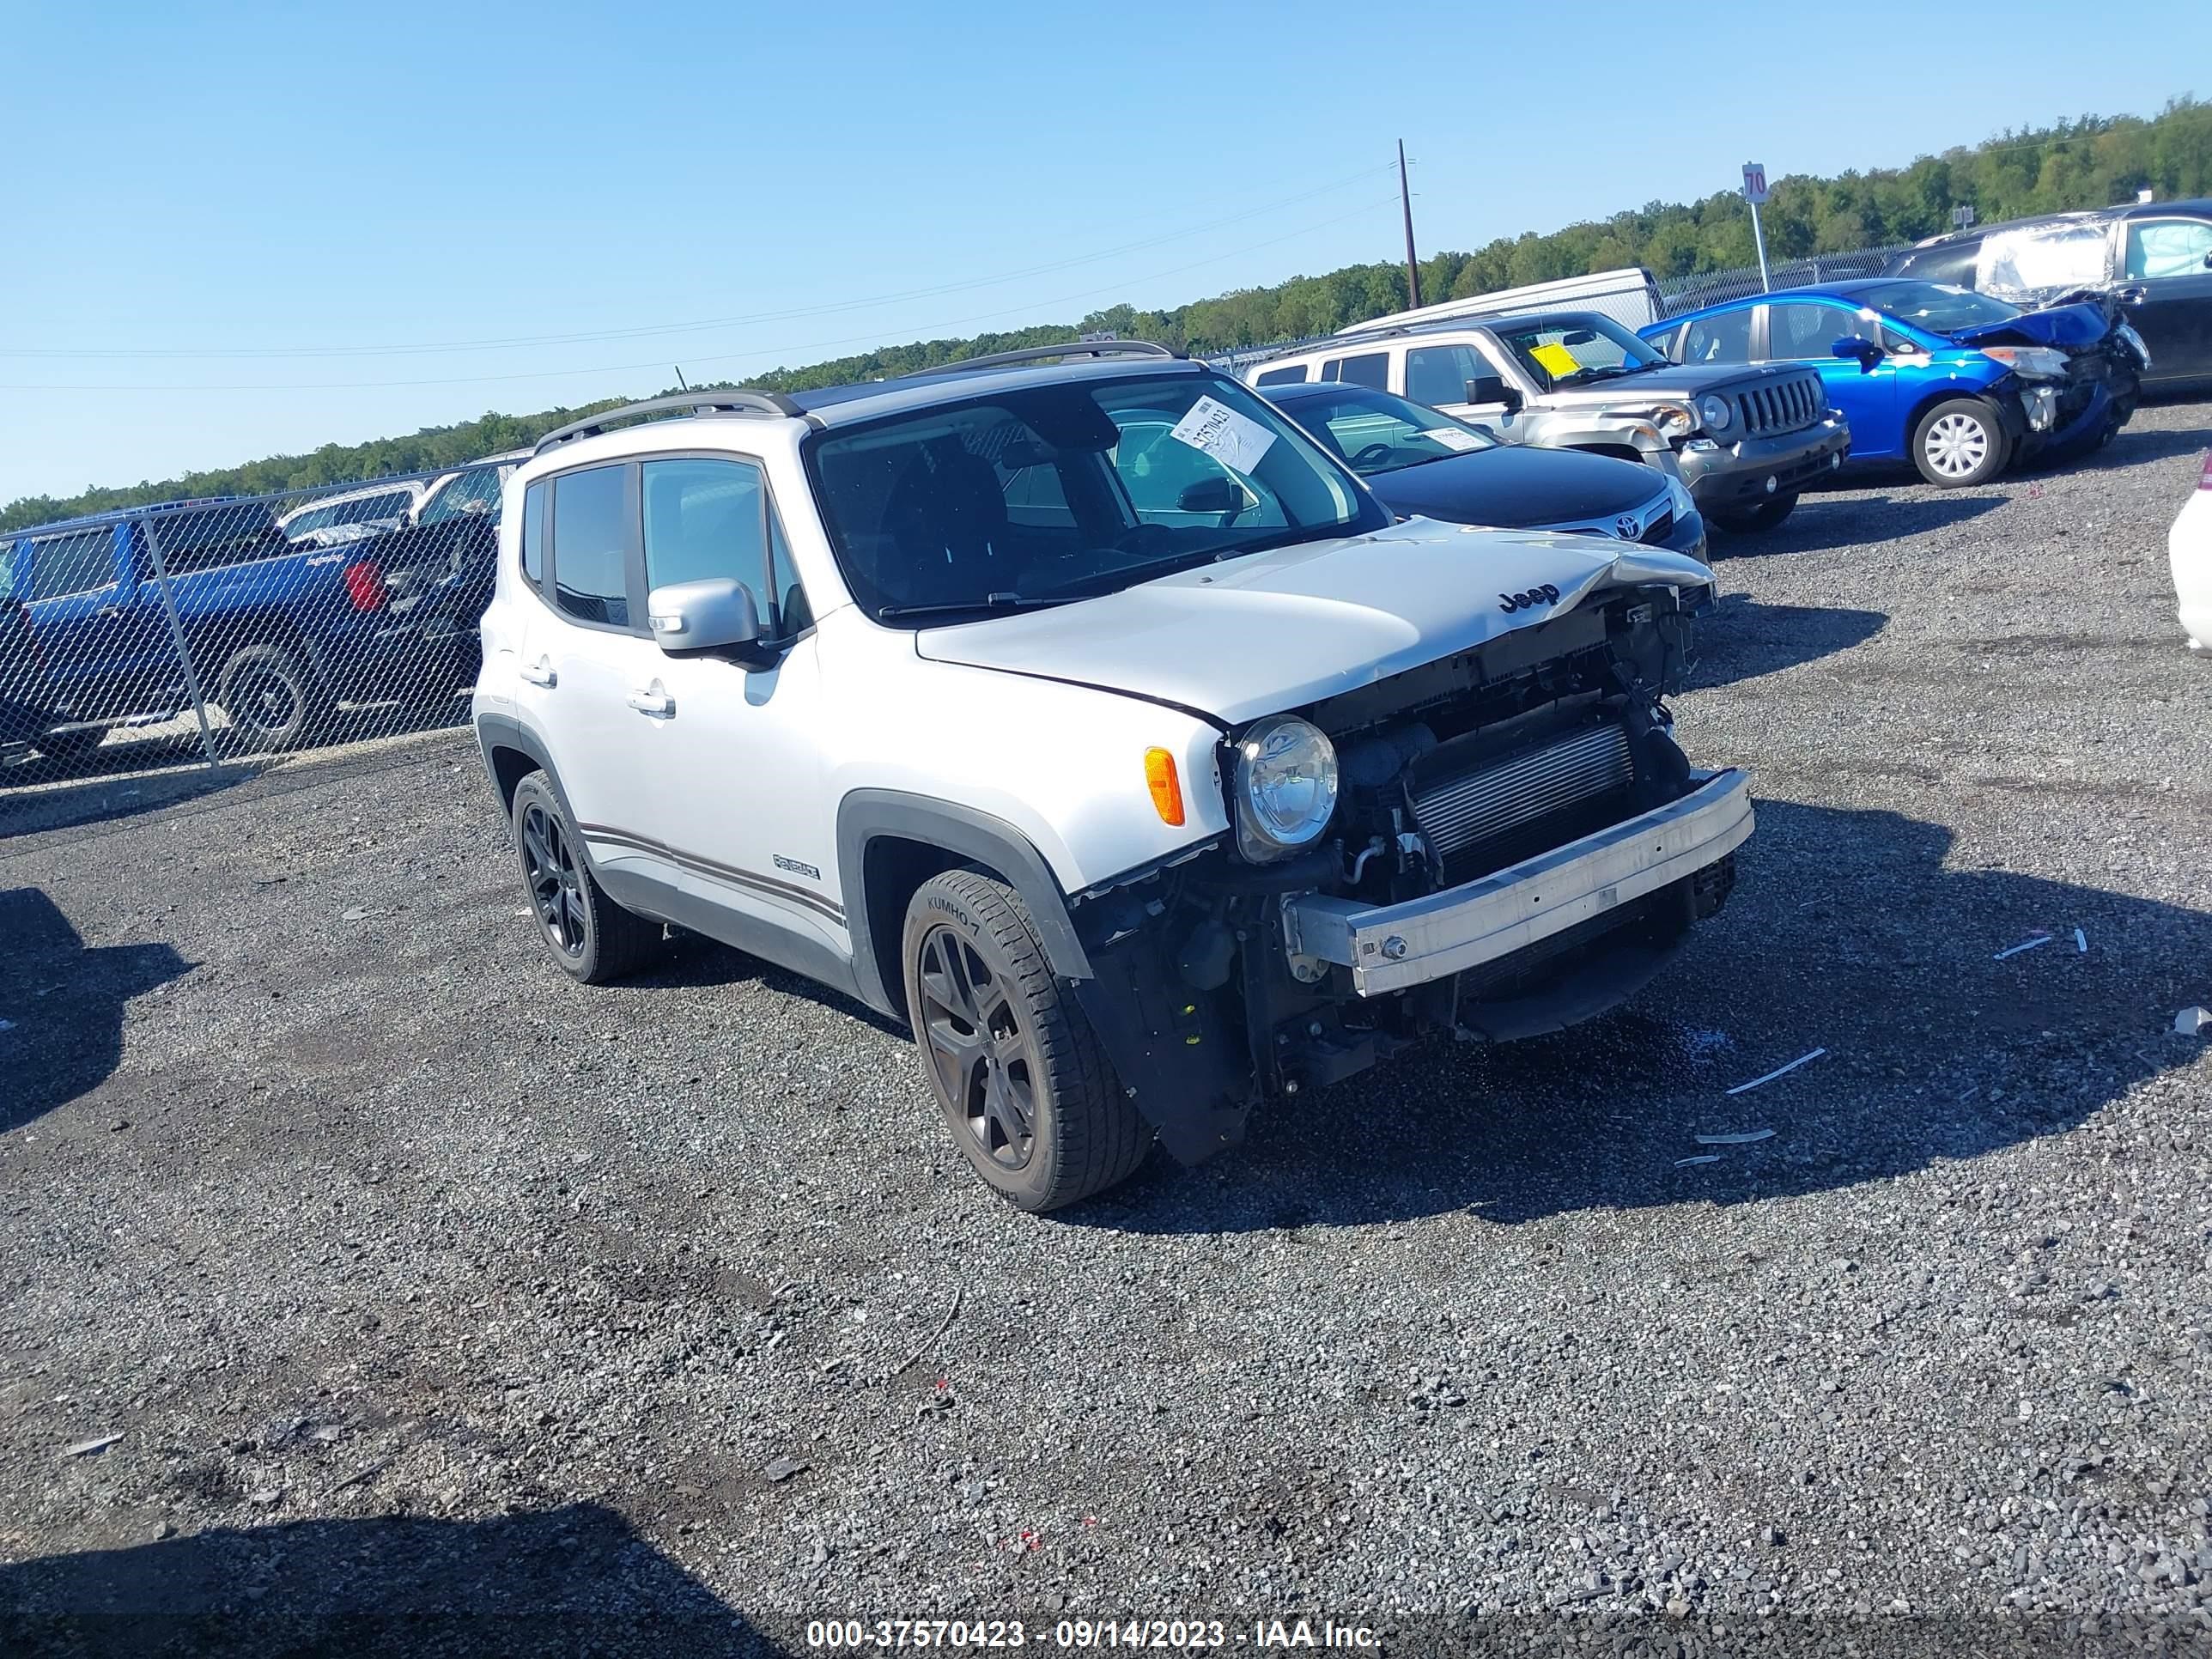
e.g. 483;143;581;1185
875;592;1069;623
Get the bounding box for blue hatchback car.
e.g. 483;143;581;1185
1643;279;2144;488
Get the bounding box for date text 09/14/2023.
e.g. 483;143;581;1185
803;1619;1381;1650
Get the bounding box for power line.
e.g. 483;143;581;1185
0;163;1401;362
4;197;1400;394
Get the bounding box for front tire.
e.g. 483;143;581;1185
510;770;665;984
1709;491;1798;534
901;870;1148;1212
216;641;333;752
1911;398;2009;488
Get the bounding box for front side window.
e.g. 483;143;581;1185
1319;351;1389;390
1855;280;2021;337
1404;343;1489;407
806;372;1383;622
1680;309;1753;365
2124;218;2212;281
550;465;630;628
1280;386;1493;476
520;482;545;583
1488;314;1667;389
640;455;809;637
420;465;507;525
1766;302;1869;361
28;530;117;600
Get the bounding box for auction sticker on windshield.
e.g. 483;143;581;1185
1423;427;1484;452
1170;396;1276;473
1529;342;1581;379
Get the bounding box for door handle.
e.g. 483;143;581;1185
520;657;556;688
626;682;673;719
95;604;126;619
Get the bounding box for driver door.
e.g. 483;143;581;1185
1762;299;1896;459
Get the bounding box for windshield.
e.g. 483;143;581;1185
282;489;416;538
806;372;1385;622
1855;281;2021;336
1488;315;1666;390
1277;386;1494;476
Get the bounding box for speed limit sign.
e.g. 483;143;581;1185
1741;162;1770;205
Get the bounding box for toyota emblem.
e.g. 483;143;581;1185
1613;514;1641;539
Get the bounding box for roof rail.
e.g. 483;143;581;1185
533;390;804;455
904;340;1182;380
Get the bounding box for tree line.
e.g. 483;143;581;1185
8;98;2207;535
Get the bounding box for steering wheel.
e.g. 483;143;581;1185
1348;442;1397;470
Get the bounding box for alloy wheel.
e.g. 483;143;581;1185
520;802;587;957
914;925;1036;1170
1923;412;1990;480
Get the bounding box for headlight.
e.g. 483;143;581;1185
1232;715;1338;860
1696;392;1734;433
1647;403;1695;441
1978;344;2068;380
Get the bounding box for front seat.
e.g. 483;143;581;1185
880;443;1011;605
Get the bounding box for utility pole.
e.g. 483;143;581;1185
1398;140;1422;311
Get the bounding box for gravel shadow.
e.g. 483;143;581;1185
0;887;191;1134
1079;799;2212;1234
0;1503;781;1658
1691;600;1886;688
1717;490;2004;556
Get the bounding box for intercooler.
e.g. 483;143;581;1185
1407;719;1637;883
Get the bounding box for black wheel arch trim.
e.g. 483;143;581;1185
836;790;1093;1016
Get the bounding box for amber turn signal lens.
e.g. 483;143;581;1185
1144;747;1185;827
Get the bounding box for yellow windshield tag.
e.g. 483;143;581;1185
1529;342;1581;378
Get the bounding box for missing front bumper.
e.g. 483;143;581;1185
1282;769;1755;997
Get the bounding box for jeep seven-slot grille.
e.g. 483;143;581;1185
1732;371;1822;438
1409;721;1636;881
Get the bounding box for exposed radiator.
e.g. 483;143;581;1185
1410;721;1635;865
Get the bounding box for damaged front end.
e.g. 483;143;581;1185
1071;580;1752;1166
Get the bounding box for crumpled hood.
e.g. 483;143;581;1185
915;518;1711;726
1952;301;2114;350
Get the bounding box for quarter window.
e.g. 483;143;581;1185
1252;366;1307;387
1680;310;1753;365
550;465;631;628
521;482;545;584
1319;351;1389;390
28;530;117;600
2124;218;2212;281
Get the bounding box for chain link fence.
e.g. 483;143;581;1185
0;453;523;822
1655;244;1909;318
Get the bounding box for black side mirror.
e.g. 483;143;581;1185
1466;374;1523;415
1832;337;1883;374
1175;477;1245;514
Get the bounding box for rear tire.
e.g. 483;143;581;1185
1911;398;2009;488
1709;492;1798;534
510;770;665;985
902;869;1148;1212
216;641;333;752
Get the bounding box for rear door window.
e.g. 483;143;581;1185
1319;351;1389;390
549;465;635;629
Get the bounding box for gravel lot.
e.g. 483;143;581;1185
3;404;2210;1657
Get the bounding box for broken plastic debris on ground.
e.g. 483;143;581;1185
1694;1128;1776;1146
2177;1006;2211;1037
1725;1048;1827;1096
1993;933;2053;961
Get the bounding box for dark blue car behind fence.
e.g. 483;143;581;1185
0;473;503;793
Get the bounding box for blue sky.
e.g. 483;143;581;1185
2;0;2204;505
